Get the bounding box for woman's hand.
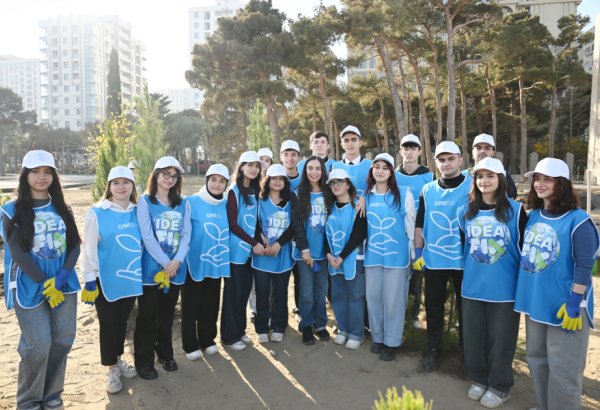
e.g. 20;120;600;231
265;242;281;256
355;196;366;218
164;259;181;277
301;250;313;267
253;243;265;256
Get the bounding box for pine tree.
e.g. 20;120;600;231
247;99;272;151
106;49;122;118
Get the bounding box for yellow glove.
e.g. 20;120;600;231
556;303;582;332
412;256;426;271
43;277;65;309
154;271;170;294
81;281;99;305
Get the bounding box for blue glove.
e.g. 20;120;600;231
81;281;99;305
414;248;423;260
54;268;71;291
557;292;583;332
312;261;321;273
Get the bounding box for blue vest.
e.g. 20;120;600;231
326;201;359;280
251;197;294;273
298;157;334;176
289;173;301;191
186;194;231;281
458;199;522;302
395;171;432;211
293;192;327;260
364;189;410;269
514;209;599;326
229;185;257;265
1;201;80;309
332;159;372;196
93;206;143;302
140;195;188;286
422;177;471;270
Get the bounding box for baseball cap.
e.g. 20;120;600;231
257;147;273;159
108;166;135;182
523;158;569;179
280;140;300;153
326;168;351;184
154;156;184;173
472;133;496;148
472;157;506;176
266;164;287;178
340;125;361;139
239;151;260;164
401;134;421;147
434;141;461;158
206;164;230;181
22;150;55;169
373;153;394;168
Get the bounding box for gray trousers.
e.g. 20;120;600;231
525;312;590;410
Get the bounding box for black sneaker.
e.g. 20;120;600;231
136;366;159;380
302;326;316;345
157;357;178;372
370;342;383;354
422;348;440;372
314;328;331;341
379;345;397;361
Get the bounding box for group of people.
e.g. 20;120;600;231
1;125;597;410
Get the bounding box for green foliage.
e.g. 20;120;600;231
247;99;272;151
164;109;205;172
106;49;122;118
0;194;11;206
373;387;433;410
149;93;171;120
0;87;37;176
90;113;131;200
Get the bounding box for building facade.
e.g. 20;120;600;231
587;17;600;184
0;55;41;121
39;15;146;130
498;0;581;37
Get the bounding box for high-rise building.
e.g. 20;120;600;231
157;88;200;114
39;15;146;131
498;0;581;37
578;26;594;74
587;17;599;184
0;55;41;121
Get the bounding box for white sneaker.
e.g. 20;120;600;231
257;333;269;344
467;384;487;401
270;332;284;342
241;334;252;344
116;359;137;379
333;334;347;345
228;341;247;351
345;339;363;350
106;367;122;394
186;350;203;361
205;345;219;355
480;390;510;409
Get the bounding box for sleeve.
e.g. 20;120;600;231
227;190;258;247
62;244;80;273
2;214;46;282
572;218;599;287
340;214;367;260
506;172;518;199
282;193;308;251
415;192;426;228
404;190;416;259
136;197;171;268
517;205;528;250
173;199;192;263
79;209;101;283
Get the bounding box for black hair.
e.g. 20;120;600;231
526;176;579;213
146;167;182;208
297;156;328;223
234;161;261;206
324;177;357;213
310;131;329;144
465;172;512;223
366;160;401;209
260;175;292;202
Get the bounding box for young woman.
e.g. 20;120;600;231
514;158;599;410
1;150;80;410
257;147;273;178
220;151;263;350
133;156;190;379
251;164;308;343
324;168;367;350
457;157;527;409
181;164;230;358
363;153;415;361
80;166;142;394
295;156;330;345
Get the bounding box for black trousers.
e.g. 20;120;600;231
95;280;136;366
220;260;254;345
181;275;222;352
424;269;463;350
292;263;300;308
133;283;181;369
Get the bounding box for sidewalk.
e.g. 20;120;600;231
0;174;95;192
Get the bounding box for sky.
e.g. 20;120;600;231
0;0;598;91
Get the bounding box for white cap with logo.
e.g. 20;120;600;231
239;151;260;164
326;168;351;184
154;156;184;173
280;140;300;153
206;164;230;181
22;150;56;169
373;153;395;168
266;164;287;178
257;147;274;159
108;166;135;182
434;141;461;158
401;134;421;147
472;133;496;148
340;125;361;139
472;157;506;176
524;157;569;179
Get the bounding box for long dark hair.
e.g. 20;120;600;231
234;162;261;206
297;156;328;222
260;175;292;202
324;177;357;213
7;167;80;252
465;172;512;223
146;167;182;208
366;160;401;209
526;176;579;213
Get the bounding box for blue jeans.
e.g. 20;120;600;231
298;259;329;331
14;292;77;410
365;266;410;347
330;261;365;341
254;269;291;334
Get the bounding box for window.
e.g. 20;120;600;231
63;62;68;69
64;97;69;104
194;12;199;18
76;97;80;103
64;85;69;92
74;85;79;92
72;61;79;70
194;33;199;40
52;97;58;104
52;73;59;80
194;22;199;29
76;108;80;115
204;12;210;20
65;109;70;115
52;85;58;92
63;73;69;80
204;22;210;30
72;49;78;58
73;73;79;80
53;109;58;115
63;50;68;57
52;50;58;58
54;121;59;127
52;62;59;70
64;120;70;128
76;120;81;127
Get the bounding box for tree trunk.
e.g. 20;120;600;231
312;96;317;132
458;70;469;166
378;96;389;152
444;6;456;141
427;39;444;145
373;37;407;137
397;53;413;135
318;69;335;143
265;97;281;154
519;75;527;180
510;93;518;174
485;64;497;138
548;82;557;157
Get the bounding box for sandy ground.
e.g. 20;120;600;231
0;180;599;410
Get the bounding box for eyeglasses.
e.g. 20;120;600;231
161;172;179;181
328;180;346;187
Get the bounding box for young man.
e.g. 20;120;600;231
413;141;471;372
298;131;334;175
280;140;301;191
331;125;371;196
395;134;433;329
470;133;517;199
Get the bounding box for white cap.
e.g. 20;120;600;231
524;157;569;179
108;166;135;182
206;163;230;180
266;164;287;178
154;156;184;173
22;150;55;169
472;157;506;176
472;133;496;148
401;134;421;147
239;151;260;164
373;153;394;168
127;159;138;169
280;140;300;153
326;168;351;184
434;141;461;158
340;125;361;139
257;147;273;159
